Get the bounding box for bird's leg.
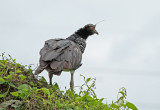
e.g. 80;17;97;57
70;70;75;89
49;72;53;85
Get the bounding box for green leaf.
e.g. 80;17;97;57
52;83;59;89
119;91;125;96
56;100;62;107
126;102;138;110
35;96;44;100
0;62;5;67
18;91;30;99
86;96;93;101
8;82;17;88
29;81;36;86
9;71;14;74
41;88;50;96
19;75;26;80
64;100;69;104
40;76;47;83
0;77;5;84
84;105;88;109
6;74;13;80
0;92;8;98
75;97;82;102
110;103;119;108
86;78;91;83
38;81;42;86
104;105;109;110
16;70;22;73
15;63;22;68
31;87;38;92
99;98;104;103
10;92;19;97
18;84;29;90
0;94;4;98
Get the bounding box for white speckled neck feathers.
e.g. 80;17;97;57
66;34;86;53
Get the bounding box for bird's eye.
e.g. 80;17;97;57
90;27;94;30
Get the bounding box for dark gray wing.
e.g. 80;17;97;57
40;39;72;61
50;41;82;71
39;38;83;72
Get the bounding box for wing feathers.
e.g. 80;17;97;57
39;38;82;72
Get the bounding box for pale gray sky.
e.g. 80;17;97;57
0;0;160;110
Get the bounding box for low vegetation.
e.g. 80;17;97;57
0;53;138;110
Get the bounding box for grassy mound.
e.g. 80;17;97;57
0;53;138;110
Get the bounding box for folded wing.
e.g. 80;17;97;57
39;39;82;74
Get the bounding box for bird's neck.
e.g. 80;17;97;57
75;28;91;39
66;31;86;41
66;34;86;53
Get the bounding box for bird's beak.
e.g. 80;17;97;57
94;30;99;35
94;25;98;35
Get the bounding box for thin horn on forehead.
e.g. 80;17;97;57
95;20;105;25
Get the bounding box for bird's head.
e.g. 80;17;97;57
75;24;99;39
83;24;99;35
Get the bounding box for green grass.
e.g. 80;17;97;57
0;53;138;110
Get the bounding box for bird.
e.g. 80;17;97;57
34;24;99;89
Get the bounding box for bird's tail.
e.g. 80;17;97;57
34;65;45;75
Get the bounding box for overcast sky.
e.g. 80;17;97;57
0;0;160;110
